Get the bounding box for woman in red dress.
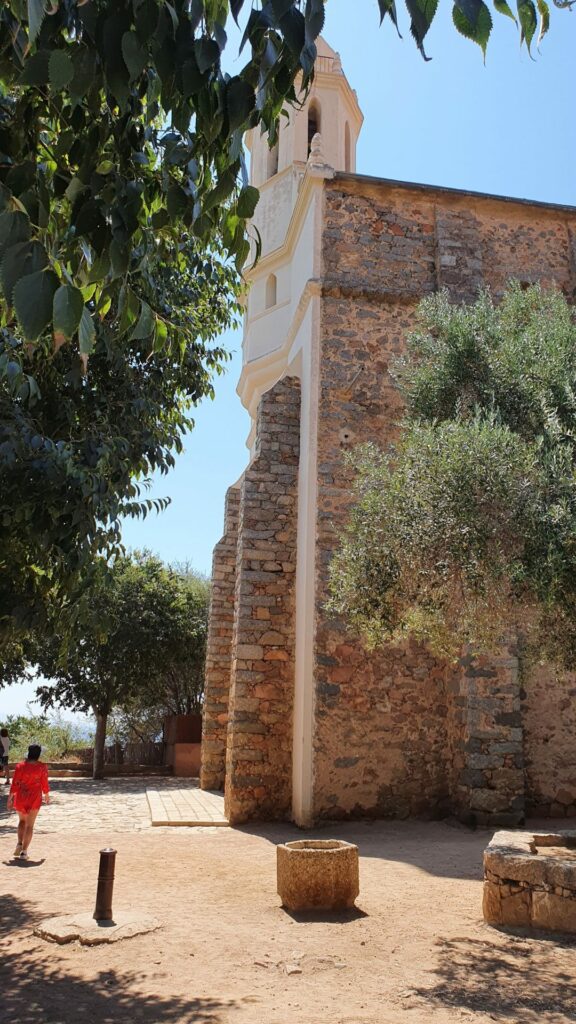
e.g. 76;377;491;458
7;744;50;860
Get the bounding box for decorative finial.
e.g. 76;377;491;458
309;132;324;164
307;132;335;180
333;52;343;73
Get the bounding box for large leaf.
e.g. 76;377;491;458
49;50;74;91
231;0;247;24
237;185;260;219
13;269;59;342
27;0;46;44
194;38;221;73
78;305;96;354
300;40;317;78
537;0;550;45
493;0;518;22
378;0;403;36
404;0;440;58
204;171;237;212
271;0;295;16
0;211;31;262
53;284;84;341
122;32;148;80
226;77;256;132
453;0;493;55
130;301;155;340
517;0;538;49
70;46;98;102
304;0;326;41
278;8;306;57
19;49;50;86
1;240;47;304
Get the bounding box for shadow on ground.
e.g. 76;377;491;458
417;934;576;1022
284;905;369;924
1;895;234;1024
235;819;488;882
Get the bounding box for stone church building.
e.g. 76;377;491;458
200;40;576;828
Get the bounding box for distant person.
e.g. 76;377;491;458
0;728;10;784
7;744;50;860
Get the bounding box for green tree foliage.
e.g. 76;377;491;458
329;284;576;665
0;711;91;761
0;1;328;357
110;563;209;743
0;628;32;686
34;552;210;777
0;0;327;640
0;233;238;638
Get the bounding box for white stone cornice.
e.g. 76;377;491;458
238;278;322;428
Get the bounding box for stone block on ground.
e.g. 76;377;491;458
35;911;161;945
483;829;576;935
532;891;576;933
277;839;359;911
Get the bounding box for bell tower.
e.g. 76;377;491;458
247;38;362;195
239;38;363;447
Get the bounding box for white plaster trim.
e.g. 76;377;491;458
238;278;322;422
291;292;320;828
245;172;327;282
246;297;291;326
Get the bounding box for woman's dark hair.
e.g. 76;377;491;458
27;745;41;762
0;728;8;737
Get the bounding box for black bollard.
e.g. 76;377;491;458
93;847;117;921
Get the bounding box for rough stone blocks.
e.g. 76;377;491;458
277;839;359;911
483;829;576;934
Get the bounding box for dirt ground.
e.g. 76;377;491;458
2;780;576;1024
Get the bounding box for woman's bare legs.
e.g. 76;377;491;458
17;809;40;854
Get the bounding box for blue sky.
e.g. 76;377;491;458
4;0;575;717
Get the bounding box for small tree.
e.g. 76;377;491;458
35;553;209;777
110;567;209;744
329;284;576;666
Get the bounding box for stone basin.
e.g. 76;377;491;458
277;839;359;912
483;829;576;933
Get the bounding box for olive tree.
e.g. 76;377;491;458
329;284;576;666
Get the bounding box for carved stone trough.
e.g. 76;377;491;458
483;830;576;933
277;839;359;912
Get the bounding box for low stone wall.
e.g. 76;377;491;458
483;830;576;933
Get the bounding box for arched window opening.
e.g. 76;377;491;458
265;273;277;309
307;101;321;156
344;122;351;172
267;141;279;179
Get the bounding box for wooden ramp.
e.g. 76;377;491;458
146;785;228;826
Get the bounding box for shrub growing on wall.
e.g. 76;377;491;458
329;283;576;665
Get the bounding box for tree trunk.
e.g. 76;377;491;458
93;710;108;780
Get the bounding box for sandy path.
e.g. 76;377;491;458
2;780;575;1024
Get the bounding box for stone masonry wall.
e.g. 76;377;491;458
522;664;576;818
200;485;240;791
312;176;576;822
313;290;453;820
326;176;576;300
451;649;525;827
224;376;300;824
